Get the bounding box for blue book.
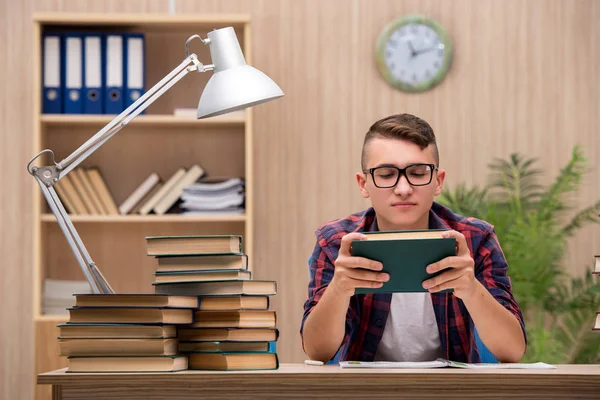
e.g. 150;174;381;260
103;33;124;114
42;32;62;113
62;33;84;114
124;33;145;111
82;33;104;114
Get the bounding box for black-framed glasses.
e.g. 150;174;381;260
363;164;437;188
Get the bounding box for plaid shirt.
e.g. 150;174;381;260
301;202;526;362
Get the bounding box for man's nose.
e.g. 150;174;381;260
393;173;413;196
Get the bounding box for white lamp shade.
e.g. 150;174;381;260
196;27;283;119
197;64;284;119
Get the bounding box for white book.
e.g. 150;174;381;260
137;168;186;215
183;178;244;193
43;279;91;299
153;165;205;215
118;173;160;214
181;196;244;211
339;359;556;369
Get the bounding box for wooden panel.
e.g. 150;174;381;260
2;3;600;400
34;321;67;400
0;1;36;400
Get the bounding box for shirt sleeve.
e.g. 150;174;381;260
474;229;527;344
299;231;359;358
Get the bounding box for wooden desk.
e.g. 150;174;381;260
38;363;600;399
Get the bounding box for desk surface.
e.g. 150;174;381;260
39;363;600;400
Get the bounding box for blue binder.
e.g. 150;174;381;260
103;33;124;114
42;33;62;114
124;33;145;110
62;33;84;114
82;34;104;114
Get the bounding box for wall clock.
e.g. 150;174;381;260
375;15;453;93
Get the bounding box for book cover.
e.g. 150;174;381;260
351;236;456;294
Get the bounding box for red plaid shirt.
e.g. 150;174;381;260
301;202;526;362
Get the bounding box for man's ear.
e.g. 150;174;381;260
434;168;446;196
356;172;370;198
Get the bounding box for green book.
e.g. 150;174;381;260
351;230;456;294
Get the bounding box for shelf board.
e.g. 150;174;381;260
34;13;250;28
40;114;246;127
41;214;246;223
35;315;68;322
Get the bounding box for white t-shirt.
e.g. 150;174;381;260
373;293;444;362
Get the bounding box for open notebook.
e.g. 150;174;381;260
339;359;556;369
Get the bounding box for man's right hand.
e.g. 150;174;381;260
330;232;390;297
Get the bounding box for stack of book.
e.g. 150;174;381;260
58;294;198;372
178;177;245;215
147;234;279;370
43;279;91;315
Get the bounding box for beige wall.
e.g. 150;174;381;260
2;1;599;398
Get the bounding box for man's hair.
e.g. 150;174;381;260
361;113;439;170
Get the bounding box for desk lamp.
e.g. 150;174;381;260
27;27;284;294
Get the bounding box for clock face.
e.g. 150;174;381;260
376;15;453;92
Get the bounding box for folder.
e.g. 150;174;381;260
83;34;104;114
42;33;62;114
124;33;145;110
63;33;84;114
104;34;124;114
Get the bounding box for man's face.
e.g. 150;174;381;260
357;138;445;231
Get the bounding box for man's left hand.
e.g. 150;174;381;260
422;230;480;300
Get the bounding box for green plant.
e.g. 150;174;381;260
438;146;600;363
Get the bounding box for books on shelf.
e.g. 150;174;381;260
153;165;206;215
138;167;186;215
180;177;245;214
43;278;91;315
54;167;119;215
118;172;161;215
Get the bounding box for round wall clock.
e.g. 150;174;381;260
375;15;453;93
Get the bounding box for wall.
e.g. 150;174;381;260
1;1;598;398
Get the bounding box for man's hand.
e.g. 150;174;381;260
422;230;479;300
329;232;390;297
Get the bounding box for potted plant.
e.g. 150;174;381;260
438;146;600;363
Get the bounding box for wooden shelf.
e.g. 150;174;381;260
35;315;68;322
41;114;246;127
41;214;246;223
34;12;250;28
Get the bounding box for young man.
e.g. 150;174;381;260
301;114;526;363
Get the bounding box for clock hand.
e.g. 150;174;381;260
413;44;444;57
407;40;417;58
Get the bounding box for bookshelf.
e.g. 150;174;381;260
32;13;254;399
